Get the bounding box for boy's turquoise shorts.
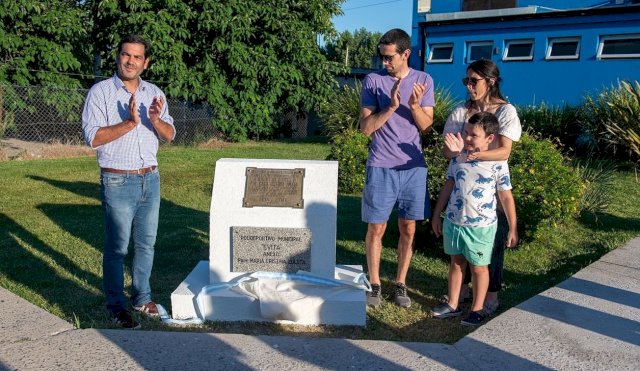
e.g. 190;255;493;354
443;219;497;266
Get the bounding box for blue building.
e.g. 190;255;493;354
410;0;640;105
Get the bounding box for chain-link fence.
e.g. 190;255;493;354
0;84;323;144
0;84;219;145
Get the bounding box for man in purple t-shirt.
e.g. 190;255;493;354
359;29;435;308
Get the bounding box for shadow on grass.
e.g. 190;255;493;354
22;175;209;327
0;212;105;324
578;211;640;232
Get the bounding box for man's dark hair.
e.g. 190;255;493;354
378;28;411;53
118;34;150;58
468;111;499;136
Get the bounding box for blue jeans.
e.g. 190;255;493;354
100;170;160;315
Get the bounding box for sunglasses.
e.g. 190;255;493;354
462;77;485;87
380;53;400;62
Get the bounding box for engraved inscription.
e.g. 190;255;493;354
243;168;305;208
232;227;311;272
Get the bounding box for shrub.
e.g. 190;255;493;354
327;129;370;194
510;133;584;238
573;158;617;216
422;131;449;204
600;80;640;166
517;103;582;151
317;81;361;139
432;85;460;132
579;80;640;160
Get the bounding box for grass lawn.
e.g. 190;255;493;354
1;141;638;343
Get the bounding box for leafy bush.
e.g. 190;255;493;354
579;80;640;159
510;133;584;238
517;103;582;151
600;80;640;165
317;80;361;139
422;131;449;203
573;158;617;216
432;85;459;132
327;129;370;194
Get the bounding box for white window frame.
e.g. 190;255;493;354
503;39;534;61
546;37;581;60
466;41;493;64
428;43;454;63
597;34;640;59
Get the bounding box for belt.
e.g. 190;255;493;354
101;166;157;175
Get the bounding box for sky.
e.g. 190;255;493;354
332;0;414;35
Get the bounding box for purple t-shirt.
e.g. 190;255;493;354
360;68;435;169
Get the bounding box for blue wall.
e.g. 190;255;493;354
430;0;629;14
412;1;640;105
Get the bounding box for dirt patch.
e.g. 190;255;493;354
0;139;95;161
196;138;230;149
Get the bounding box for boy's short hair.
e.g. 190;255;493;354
378;28;411;53
468;111;499;136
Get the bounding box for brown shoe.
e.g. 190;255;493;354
133;301;160;317
112;310;141;329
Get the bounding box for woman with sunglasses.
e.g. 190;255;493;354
443;59;521;161
436;59;522;322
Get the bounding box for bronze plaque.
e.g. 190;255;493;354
243;167;305;208
232;227;312;272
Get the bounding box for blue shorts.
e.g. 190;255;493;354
443;219;496;266
361;166;430;224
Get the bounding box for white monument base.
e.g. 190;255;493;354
171;261;366;326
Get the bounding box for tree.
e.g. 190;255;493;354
0;1;91;133
90;0;345;141
0;1;90;88
323;28;382;69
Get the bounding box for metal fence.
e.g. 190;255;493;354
0;84;322;144
0;84;219;145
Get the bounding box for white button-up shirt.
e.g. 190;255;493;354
82;74;175;170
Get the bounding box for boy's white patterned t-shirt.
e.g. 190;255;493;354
445;155;512;227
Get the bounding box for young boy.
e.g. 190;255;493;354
430;112;518;326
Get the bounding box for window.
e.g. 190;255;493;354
466;41;493;63
503;39;534;61
428;43;454;63
598;34;640;59
546;37;580;60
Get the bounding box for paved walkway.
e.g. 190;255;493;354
2;238;639;370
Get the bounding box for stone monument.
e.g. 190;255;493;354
171;158;366;326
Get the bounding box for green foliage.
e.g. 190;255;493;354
0;1;90;88
573;158;617;216
317;80;362;139
323;28;383;69
0;1;90;133
327;129;370;194
517;103;582;151
600;80;640;164
510;134;584;238
579;80;640;159
91;0;344;141
431;85;460;132
422;131;449;203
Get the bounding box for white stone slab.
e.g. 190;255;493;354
209;158;338;282
171;261;366;326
